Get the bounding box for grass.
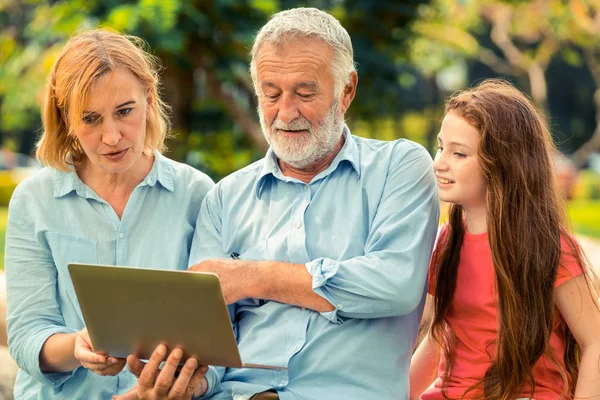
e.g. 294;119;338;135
0;201;597;272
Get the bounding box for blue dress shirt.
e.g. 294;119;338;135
5;151;214;399
189;128;440;400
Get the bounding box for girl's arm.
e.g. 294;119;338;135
410;295;440;399
410;332;440;399
554;274;600;399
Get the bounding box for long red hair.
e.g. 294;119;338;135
430;79;595;400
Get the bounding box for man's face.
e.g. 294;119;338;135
255;39;346;169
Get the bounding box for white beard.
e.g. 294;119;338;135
258;100;344;169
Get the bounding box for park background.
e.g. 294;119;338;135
0;0;600;398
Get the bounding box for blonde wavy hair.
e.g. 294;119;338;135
36;28;171;170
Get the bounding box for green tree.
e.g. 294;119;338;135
0;0;430;179
408;0;600;166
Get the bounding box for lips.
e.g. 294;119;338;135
277;129;309;134
102;148;129;160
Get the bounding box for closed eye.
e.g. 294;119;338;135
454;152;466;158
263;91;280;100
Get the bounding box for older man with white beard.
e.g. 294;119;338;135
127;7;440;400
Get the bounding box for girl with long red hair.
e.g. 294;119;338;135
410;79;600;400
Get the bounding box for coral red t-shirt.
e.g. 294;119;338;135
422;229;583;400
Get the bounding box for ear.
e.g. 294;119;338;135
145;89;154;118
340;71;358;114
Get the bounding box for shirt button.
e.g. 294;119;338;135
337;304;343;310
296;222;302;229
119;233;125;239
304;185;309;191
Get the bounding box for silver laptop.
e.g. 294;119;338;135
68;263;286;370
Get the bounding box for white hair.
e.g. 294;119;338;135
250;7;356;98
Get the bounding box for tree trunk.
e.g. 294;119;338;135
571;51;600;168
196;58;267;152
160;57;195;159
572;89;600;168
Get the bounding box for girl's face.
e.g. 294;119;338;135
433;111;487;211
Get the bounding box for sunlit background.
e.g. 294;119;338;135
1;0;599;242
1;0;600;396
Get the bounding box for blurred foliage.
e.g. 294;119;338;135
568;200;600;238
0;205;6;270
0;0;430;181
408;0;600;164
573;169;600;200
0;171;16;207
2;0;600;182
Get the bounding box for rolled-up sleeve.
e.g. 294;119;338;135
306;145;439;321
5;188;79;387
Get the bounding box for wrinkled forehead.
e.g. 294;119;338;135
254;39;334;85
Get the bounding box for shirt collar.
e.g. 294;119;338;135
254;125;360;198
53;150;174;198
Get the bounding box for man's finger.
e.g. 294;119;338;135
126;354;146;378
153;347;184;396
138;344;167;387
186;364;209;397
168;357;198;398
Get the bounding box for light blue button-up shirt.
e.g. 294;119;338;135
5;152;214;400
190;128;440;400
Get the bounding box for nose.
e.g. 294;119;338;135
277;93;300;124
101;116;121;147
433;151;448;173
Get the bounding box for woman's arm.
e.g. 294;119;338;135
39;332;80;373
555;274;600;399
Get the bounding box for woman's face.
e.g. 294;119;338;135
73;68;150;176
433;111;487;211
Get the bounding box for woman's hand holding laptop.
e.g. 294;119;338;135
73;327;126;376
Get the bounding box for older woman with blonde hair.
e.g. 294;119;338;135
5;29;213;399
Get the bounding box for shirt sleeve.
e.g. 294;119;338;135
190;186;235;397
5;186;80;388
305;144;440;321
555;235;585;288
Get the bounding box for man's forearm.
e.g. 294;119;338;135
249;260;335;312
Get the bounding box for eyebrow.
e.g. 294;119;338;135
83;100;136;114
295;82;318;91
260;82;319;91
437;137;472;149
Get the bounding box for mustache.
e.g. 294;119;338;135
271;116;312;132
